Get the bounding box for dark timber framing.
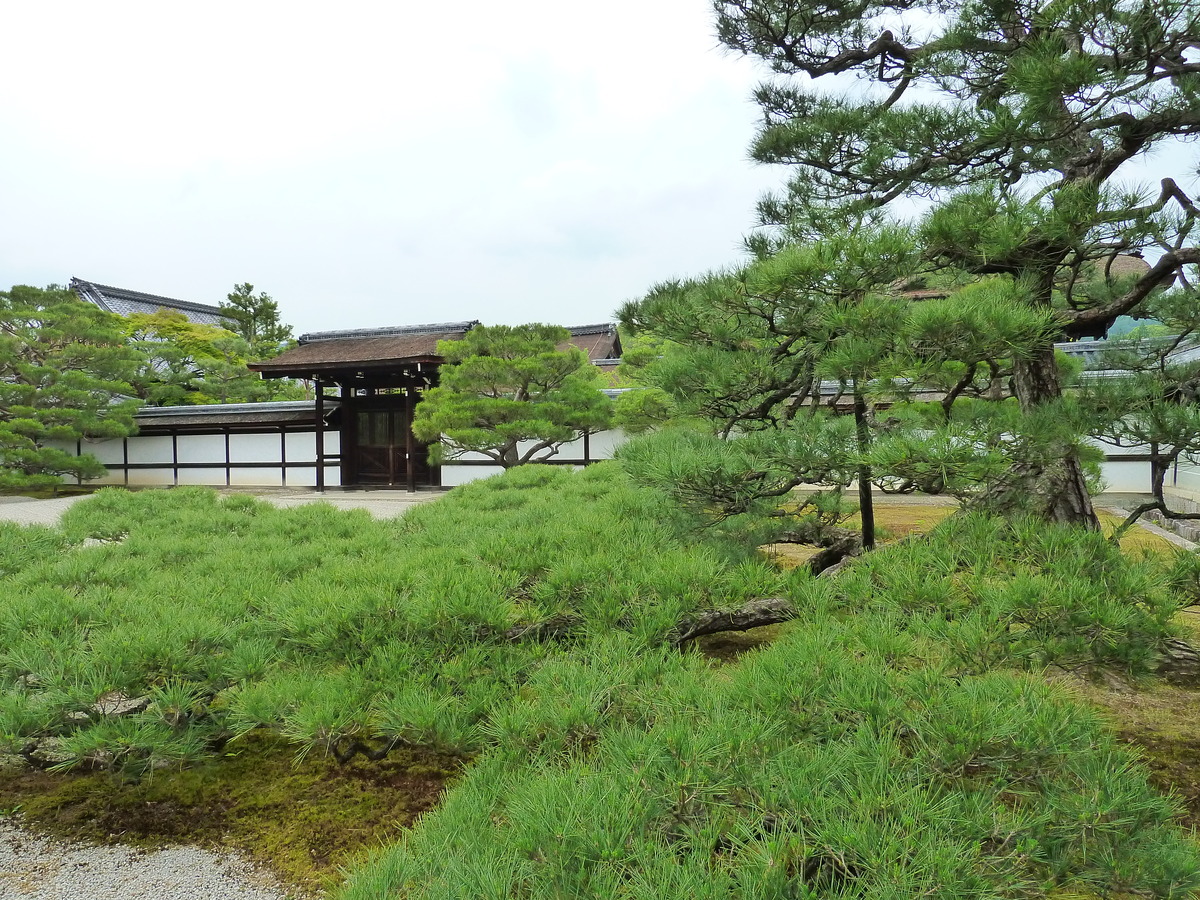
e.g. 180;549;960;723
249;322;479;492
242;320;624;491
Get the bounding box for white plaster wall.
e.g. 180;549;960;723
177;434;226;464
441;465;506;486
285;465;340;488
81;438;125;465
228;433;280;464
127;435;174;464
1099;460;1150;494
228;467;285;486
1171;459;1200;494
126;468;176;486
586;428;626;457
177;467;229;486
285;431;314;460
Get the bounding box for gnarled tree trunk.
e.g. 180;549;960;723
1001;346;1101;530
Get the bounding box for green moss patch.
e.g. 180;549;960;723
0;733;463;895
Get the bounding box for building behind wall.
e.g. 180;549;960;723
71;277;227;327
64;321;624;491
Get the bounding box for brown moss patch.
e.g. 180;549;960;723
1121;731;1200;830
1062;678;1200;832
695;624;787;663
841;500;958;540
1097;511;1182;557
0;733;465;895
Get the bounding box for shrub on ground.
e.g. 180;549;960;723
1;467;1197;897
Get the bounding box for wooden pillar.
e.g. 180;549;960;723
315;380;325;493
406;388;416;493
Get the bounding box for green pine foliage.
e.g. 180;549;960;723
0;285;143;489
412;324;613;468
710;0;1200;526
340;512;1197;900
0;467;1197;896
219;282;295;360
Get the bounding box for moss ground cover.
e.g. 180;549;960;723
0;734;460;894
1;465;1198;897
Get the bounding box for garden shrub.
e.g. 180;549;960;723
1;466;1197;897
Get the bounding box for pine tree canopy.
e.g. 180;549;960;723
220;282;294;359
0;285;142;488
717;0;1200;337
412;324;614;469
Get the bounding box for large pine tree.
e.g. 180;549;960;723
715;0;1200;525
0;286;142;488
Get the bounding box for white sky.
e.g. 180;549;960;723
5;3;1195;337
0;0;785;335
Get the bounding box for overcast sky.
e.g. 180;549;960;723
7;3;1196;338
0;1;789;335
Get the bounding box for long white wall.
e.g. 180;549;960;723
58;425;1181;495
59;430;342;488
59;428;624;489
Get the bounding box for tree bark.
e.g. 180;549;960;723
670;598;796;646
853;387;875;550
1004;347;1101;530
1155;638;1200;686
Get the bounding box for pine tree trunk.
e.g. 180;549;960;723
853;387;875;550
1005;346;1101;530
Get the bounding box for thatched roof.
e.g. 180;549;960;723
251;321;622;380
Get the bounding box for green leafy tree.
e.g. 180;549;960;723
124;309;303;405
219;282;294;359
714;0;1200;527
412;324;613;468
0;285;142;489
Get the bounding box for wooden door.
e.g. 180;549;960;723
351;397;433;489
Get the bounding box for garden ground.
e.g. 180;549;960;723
2;476;1199;898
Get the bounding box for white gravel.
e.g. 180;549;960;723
0;488;441;528
0;818;302;900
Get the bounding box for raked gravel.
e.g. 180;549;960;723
0;817;301;900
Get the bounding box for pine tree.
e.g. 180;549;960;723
0;285;142;489
1080;287;1200;537
715;0;1200;526
219;282;294;359
619;228;917;551
412;324;613;468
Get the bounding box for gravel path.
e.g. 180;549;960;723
0;488;441;528
0;818;299;900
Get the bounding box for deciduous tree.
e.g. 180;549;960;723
124;309;303;405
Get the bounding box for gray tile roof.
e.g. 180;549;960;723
71;277;227;327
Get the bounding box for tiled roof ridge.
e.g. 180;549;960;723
70;277;224;316
298;321;481;344
566;323;616;335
